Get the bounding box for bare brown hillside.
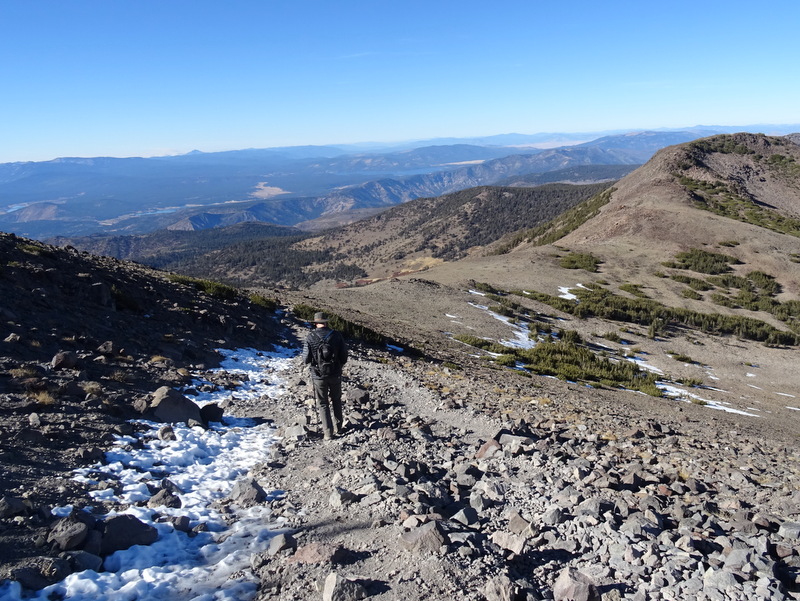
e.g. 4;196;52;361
292;183;610;282
553;134;800;296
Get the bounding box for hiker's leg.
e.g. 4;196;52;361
312;378;333;437
329;377;343;434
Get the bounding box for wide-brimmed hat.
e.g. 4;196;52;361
312;312;329;324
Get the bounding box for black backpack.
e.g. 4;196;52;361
313;330;337;377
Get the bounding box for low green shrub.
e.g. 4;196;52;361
620;283;648;298
167;274;239;300
248;293;278;312
668;248;740;275
292;304;385;344
492;355;518;367
670;274;714;291
17;242;53;257
111;284;142;312
560;252;601;272
668;352;695;363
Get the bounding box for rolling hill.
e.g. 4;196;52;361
67;182;612;289
262;132;800;439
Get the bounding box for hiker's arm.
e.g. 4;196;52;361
302;335;313;365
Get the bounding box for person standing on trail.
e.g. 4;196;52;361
302;312;348;440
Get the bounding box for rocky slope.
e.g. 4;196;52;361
1;229;799;599
3;133;800;599
0;232;282;578
231;322;800;600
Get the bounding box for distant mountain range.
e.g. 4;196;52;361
1;126;798;240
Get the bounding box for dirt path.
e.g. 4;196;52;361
231;327;800;601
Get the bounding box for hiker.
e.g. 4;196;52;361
302;312;348;440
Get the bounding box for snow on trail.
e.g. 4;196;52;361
0;347;295;601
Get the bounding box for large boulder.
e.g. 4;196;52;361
150;386;204;427
51;351;78;370
0;495;29;518
9;556;71;590
47;515;90;551
99;514;158;556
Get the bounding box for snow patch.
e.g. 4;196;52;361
558;286;578;301
657;383;760;417
0;347;295;601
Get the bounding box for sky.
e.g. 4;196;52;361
1;0;799;163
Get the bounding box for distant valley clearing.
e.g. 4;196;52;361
250;182;290;199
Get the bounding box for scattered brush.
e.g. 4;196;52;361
668;351;695;364
30;390;57;406
167;274;239;301
10;366;39;379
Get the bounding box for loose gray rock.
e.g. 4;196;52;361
96;341;117;356
9;556;71;590
65;550;103;573
542;506;566;526
491;530;527;555
330;487;358;508
484;574;520;601
157;425;177;441
0;495;28;518
147;488;182;509
322;572;368;601
553;567;600;601
286;541;342;565
267;532;297;557
47;516;89;552
228;477;268;507
400;520;449;554
703;566;740;591
284;424;307;441
452;506;479;527
778;522;800;540
199;402;224;424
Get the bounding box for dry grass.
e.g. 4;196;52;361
29;390;56;405
109;370;132;383
10;367;38;379
80;381;103;395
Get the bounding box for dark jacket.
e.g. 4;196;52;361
302;326;348;379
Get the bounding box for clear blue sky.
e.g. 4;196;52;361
2;0;798;163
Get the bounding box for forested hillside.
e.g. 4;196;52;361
76;182;613;288
49;222;302;262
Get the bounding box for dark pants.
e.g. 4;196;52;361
312;376;343;435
